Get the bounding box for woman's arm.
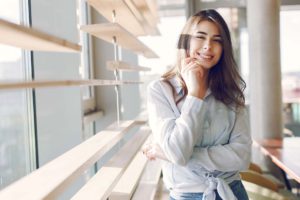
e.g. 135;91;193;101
187;108;252;172
144;108;251;173
144;107;251;172
147;80;207;165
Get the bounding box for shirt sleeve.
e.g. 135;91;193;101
147;81;207;166
187;107;252;172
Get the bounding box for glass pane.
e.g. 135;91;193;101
78;0;92;100
281;10;300;137
82;122;95;181
0;0;32;189
0;1;20;23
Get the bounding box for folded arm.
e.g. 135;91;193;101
187;108;252;172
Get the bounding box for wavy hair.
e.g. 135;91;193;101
162;9;246;109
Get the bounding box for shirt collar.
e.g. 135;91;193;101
169;76;183;94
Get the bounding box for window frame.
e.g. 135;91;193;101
78;0;97;114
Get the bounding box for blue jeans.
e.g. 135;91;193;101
169;180;249;200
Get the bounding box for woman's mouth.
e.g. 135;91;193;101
195;53;214;62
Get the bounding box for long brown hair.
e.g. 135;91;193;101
162;9;246;109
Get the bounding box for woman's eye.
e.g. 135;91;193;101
213;39;223;43
195;36;205;40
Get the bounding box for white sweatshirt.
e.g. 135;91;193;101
147;78;252;200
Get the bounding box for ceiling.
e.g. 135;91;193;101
157;0;300;17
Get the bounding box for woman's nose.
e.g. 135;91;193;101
203;41;211;50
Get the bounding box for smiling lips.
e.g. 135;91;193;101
195;53;214;63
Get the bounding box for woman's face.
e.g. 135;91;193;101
189;20;223;70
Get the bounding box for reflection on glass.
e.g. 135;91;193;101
82;122;95;182
0;0;31;189
77;0;92;100
281;10;300;137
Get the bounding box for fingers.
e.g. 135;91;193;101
142;142;158;161
182;57;194;65
181;57;196;73
181;62;197;75
142;143;150;155
181;58;203;73
181;62;204;79
182;57;202;67
145;148;157;161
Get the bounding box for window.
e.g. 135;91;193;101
77;0;96;114
77;0;97;179
281;10;300;136
0;0;35;189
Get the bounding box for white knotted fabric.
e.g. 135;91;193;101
202;177;237;200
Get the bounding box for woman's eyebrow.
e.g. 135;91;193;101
196;31;207;35
196;31;221;38
214;35;222;38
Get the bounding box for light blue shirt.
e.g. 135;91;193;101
147;77;252;200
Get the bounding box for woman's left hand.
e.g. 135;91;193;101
142;142;169;161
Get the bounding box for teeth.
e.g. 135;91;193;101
201;54;213;59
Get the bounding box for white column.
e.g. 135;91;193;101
247;0;283;140
186;0;196;18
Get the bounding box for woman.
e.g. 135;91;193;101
142;9;251;200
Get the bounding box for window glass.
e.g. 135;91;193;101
77;0;96;115
77;0;94;101
281;10;300;136
0;0;32;189
77;0;96;178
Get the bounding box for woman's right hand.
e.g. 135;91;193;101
142;142;169;161
181;58;205;98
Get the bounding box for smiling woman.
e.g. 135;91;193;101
189;20;223;70
142;9;251;200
